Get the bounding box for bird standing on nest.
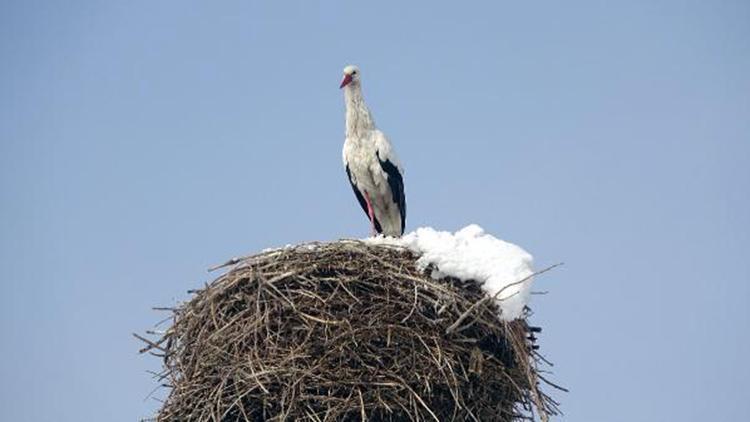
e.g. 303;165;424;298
340;65;406;237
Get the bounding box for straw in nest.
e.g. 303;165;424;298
138;240;561;421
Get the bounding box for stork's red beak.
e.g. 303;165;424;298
339;73;353;89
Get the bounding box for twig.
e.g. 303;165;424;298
446;263;563;334
133;333;167;354
400;284;419;323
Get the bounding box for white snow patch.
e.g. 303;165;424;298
365;225;534;320
261;244;294;253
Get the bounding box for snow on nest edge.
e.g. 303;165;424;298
365;224;534;320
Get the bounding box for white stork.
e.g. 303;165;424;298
340;65;406;237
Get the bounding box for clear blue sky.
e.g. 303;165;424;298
1;1;748;420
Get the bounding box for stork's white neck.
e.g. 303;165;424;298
344;83;375;138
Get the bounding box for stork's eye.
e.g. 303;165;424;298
352;70;357;75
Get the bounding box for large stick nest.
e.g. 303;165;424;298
139;240;560;421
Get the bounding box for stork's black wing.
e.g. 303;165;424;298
377;154;406;235
346;164;383;233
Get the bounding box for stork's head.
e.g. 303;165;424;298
340;65;360;89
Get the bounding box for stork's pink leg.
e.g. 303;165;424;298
364;191;377;236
